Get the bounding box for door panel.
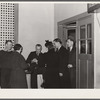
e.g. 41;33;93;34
88;60;94;88
77;14;94;88
80;60;87;88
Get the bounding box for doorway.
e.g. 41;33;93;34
68;29;76;38
58;12;94;88
67;29;76;46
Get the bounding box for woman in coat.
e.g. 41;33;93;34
43;40;60;88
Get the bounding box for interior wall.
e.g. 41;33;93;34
54;3;87;38
18;3;87;58
18;3;54;59
94;8;100;88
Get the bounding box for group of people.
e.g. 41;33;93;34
0;40;28;88
0;36;76;88
26;36;76;89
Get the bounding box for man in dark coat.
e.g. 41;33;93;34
9;44;28;88
53;38;71;88
0;41;28;88
66;36;76;88
0;40;13;88
26;44;45;88
0;51;13;88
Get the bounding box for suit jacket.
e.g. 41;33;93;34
57;46;69;74
68;46;76;69
44;49;59;69
26;51;45;74
0;50;13;88
9;51;28;88
43;49;60;88
0;51;28;88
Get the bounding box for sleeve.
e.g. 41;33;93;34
59;49;69;73
68;49;76;68
0;51;4;68
72;52;76;68
43;53;47;66
20;55;29;70
0;52;2;68
26;52;33;65
41;53;46;68
60;49;69;66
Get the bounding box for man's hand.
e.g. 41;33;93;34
31;58;38;64
68;64;73;68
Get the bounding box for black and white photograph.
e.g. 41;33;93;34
0;2;99;90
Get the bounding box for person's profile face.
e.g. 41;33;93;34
6;42;13;51
53;41;59;49
36;46;42;54
66;39;73;48
20;47;23;54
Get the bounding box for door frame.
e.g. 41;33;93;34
66;28;76;49
58;12;94;88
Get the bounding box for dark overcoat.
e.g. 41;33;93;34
43;49;60;88
9;51;28;88
0;50;13;88
57;46;71;88
0;51;28;88
68;46;76;88
26;51;45;88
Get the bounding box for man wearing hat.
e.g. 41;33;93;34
66;36;76;88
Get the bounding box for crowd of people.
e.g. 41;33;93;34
0;36;76;88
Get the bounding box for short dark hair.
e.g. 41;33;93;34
5;40;12;44
67;36;75;43
14;44;23;51
53;38;62;44
36;44;42;47
36;44;42;49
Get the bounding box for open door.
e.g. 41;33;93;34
77;14;94;88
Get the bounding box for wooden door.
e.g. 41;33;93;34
77;14;94;88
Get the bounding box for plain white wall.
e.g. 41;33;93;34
54;3;87;37
94;8;100;88
18;3;54;59
18;3;87;59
